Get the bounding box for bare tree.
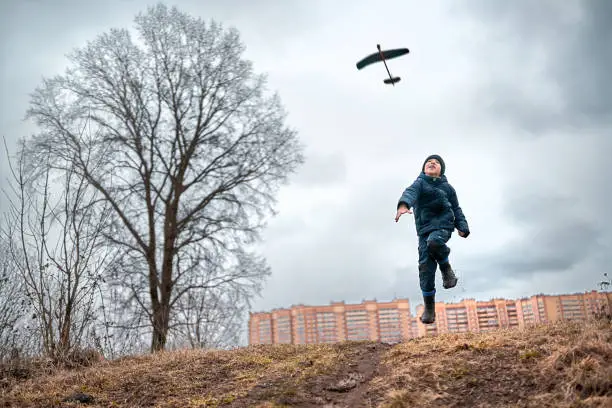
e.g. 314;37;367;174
174;289;245;350
0;237;29;360
169;248;266;350
24;3;304;352
2;140;114;359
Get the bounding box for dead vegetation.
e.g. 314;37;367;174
1;319;610;407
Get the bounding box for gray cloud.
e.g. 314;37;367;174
559;2;612;119
460;0;612;132
477;182;610;279
486;221;601;274
291;151;347;187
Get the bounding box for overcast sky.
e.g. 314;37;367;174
1;0;610;321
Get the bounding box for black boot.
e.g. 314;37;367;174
420;294;436;324
440;262;458;289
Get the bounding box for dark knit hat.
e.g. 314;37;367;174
422;154;445;175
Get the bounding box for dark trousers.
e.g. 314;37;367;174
418;229;452;296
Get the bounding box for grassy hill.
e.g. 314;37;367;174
1;319;610;407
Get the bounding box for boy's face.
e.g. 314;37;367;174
424;158;441;177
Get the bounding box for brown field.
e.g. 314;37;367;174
1;319;610;407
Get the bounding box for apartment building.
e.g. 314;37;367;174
249;298;416;345
248;290;611;345
413;290;612;337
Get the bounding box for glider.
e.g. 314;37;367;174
356;44;410;86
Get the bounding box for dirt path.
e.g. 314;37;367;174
238;342;392;407
312;343;391;408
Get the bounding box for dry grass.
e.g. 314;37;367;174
1;320;610;407
0;347;103;390
375;319;612;407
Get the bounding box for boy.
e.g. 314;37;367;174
394;154;470;324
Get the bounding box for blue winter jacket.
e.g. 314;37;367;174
397;173;470;237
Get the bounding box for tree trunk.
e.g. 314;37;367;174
59;314;72;355
151;306;167;352
151;250;174;352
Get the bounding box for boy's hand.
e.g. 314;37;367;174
395;205;411;222
458;230;467;237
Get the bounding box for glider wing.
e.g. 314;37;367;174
356;47;409;70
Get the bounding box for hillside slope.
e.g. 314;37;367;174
1;320;610;407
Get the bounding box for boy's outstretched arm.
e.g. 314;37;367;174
395;179;422;222
449;186;470;237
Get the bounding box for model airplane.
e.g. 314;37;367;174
356;44;410;86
